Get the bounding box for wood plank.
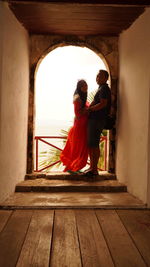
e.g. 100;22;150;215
117;210;150;267
8;0;150;7
50;209;82;267
0;210;33;267
96;210;147;267
9;1;145;36
0;210;12;233
16;210;54;267
75;210;114;267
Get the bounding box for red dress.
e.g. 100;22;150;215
60;96;89;172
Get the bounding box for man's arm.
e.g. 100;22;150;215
88;98;107;111
89;100;95;107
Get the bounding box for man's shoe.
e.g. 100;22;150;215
84;170;98;177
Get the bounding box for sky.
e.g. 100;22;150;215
35;45;106;133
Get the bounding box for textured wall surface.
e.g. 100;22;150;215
117;8;150;204
0;3;29;202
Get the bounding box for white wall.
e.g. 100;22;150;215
0;3;29;202
117;8;150;204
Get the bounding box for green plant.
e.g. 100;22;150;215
39;129;69;173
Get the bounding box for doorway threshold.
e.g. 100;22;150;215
25;171;116;180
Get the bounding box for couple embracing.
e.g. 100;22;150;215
60;69;111;178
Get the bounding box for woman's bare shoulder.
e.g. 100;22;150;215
73;94;81;102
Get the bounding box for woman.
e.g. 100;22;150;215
60;79;89;173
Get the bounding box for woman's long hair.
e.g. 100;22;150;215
74;79;87;108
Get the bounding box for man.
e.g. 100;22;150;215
85;69;111;177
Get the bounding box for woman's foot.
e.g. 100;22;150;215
67;170;76;175
67;170;82;175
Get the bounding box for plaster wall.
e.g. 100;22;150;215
0;3;29;202
117;8;150;204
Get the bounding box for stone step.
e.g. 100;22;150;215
25;171;116;181
1;192;146;210
15;178;127;193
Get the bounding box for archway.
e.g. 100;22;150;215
34;45;108;172
27;37;118;174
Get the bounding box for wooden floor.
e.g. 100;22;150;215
0;209;150;267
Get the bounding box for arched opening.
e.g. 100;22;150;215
34;45;111;173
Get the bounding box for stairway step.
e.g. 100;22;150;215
15;178;127;193
25;172;116;181
1;192;145;209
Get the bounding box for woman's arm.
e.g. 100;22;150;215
74;96;88;116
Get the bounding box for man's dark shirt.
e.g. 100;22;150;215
89;83;111;120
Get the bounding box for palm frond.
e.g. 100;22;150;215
60;129;70;136
87;89;97;103
39;128;69;172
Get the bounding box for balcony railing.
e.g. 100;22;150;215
34;136;108;172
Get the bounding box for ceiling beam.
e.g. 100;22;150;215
5;0;150;7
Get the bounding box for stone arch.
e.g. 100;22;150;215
27;35;118;174
35;42;110;76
